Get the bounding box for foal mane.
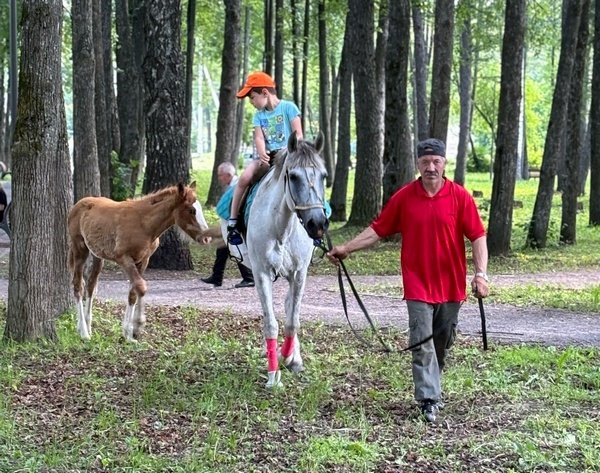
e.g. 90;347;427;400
134;183;196;206
271;139;325;181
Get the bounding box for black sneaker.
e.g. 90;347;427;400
201;276;222;287
227;227;243;246
421;400;439;423
235;279;255;288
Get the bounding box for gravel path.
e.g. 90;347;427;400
2;269;595;348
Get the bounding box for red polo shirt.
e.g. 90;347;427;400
370;178;486;303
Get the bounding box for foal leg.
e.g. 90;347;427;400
132;259;150;339
254;272;282;389
69;238;90;340
119;257;147;342
280;271;306;374
83;256;104;338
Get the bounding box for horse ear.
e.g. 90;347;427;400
177;182;185;195
287;130;298;153
189;181;197;190
315;131;325;153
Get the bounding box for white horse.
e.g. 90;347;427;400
245;131;329;389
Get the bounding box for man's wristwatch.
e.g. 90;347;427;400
475;272;489;282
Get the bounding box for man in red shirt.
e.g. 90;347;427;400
327;138;489;423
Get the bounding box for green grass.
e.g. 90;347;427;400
493;284;600;312
0;304;598;472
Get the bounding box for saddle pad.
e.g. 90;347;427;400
216;186;235;220
216;178;332;225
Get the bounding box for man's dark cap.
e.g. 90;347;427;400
417;138;446;158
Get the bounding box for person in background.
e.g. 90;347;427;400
201;162;255;289
227;71;303;245
0;182;7;223
326;138;489;423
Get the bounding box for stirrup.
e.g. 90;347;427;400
227;227;243;246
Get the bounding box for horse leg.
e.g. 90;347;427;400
83;256;103;338
69;237;90;340
280;271;306;373
118;257;147;342
255;272;282;389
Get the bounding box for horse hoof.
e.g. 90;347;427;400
265;370;283;389
279;351;304;374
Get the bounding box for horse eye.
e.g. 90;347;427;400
189;207;196;215
289;173;299;182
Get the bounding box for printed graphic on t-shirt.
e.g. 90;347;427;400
259;114;286;148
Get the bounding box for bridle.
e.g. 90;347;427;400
284;166;326;215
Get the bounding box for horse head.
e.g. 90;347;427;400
174;181;211;245
283;131;329;240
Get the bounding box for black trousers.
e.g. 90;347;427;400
210;246;253;284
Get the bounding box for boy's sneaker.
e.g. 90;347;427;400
227;226;243;246
421;400;440;423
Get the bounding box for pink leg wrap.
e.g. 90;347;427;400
266;338;278;372
280;335;295;358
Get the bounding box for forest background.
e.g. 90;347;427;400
0;0;599;342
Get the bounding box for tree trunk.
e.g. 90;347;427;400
291;0;300;107
329;6;353;222
102;0;121;157
300;0;310;132
454;7;472;186
527;0;582;248
115;0;144;199
72;0;101;201
375;2;388;160
207;0;241;207
92;0;111;197
487;0;527;257
274;0;284;96
578;119;590;196
590;0;600;225
318;0;334;186
0;63;5;164
263;0;273;74
412;5;429;142
560;0;590;245
4;0;72;342
382;0;413;205
232;6;250;167
184;0;196;169
142;0;193;270
428;0;455;142
347;0;382;226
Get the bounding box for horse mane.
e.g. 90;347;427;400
271;139;325;181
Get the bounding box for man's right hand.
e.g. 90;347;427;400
327;246;349;265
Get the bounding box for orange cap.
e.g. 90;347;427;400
236;71;276;98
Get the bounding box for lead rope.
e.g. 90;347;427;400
317;233;467;353
318;233;392;353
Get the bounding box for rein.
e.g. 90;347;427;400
317;233;476;353
318;234;392;353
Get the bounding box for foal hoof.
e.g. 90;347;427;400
265;370;283;389
77;323;91;340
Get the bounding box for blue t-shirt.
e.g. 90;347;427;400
253;100;301;152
